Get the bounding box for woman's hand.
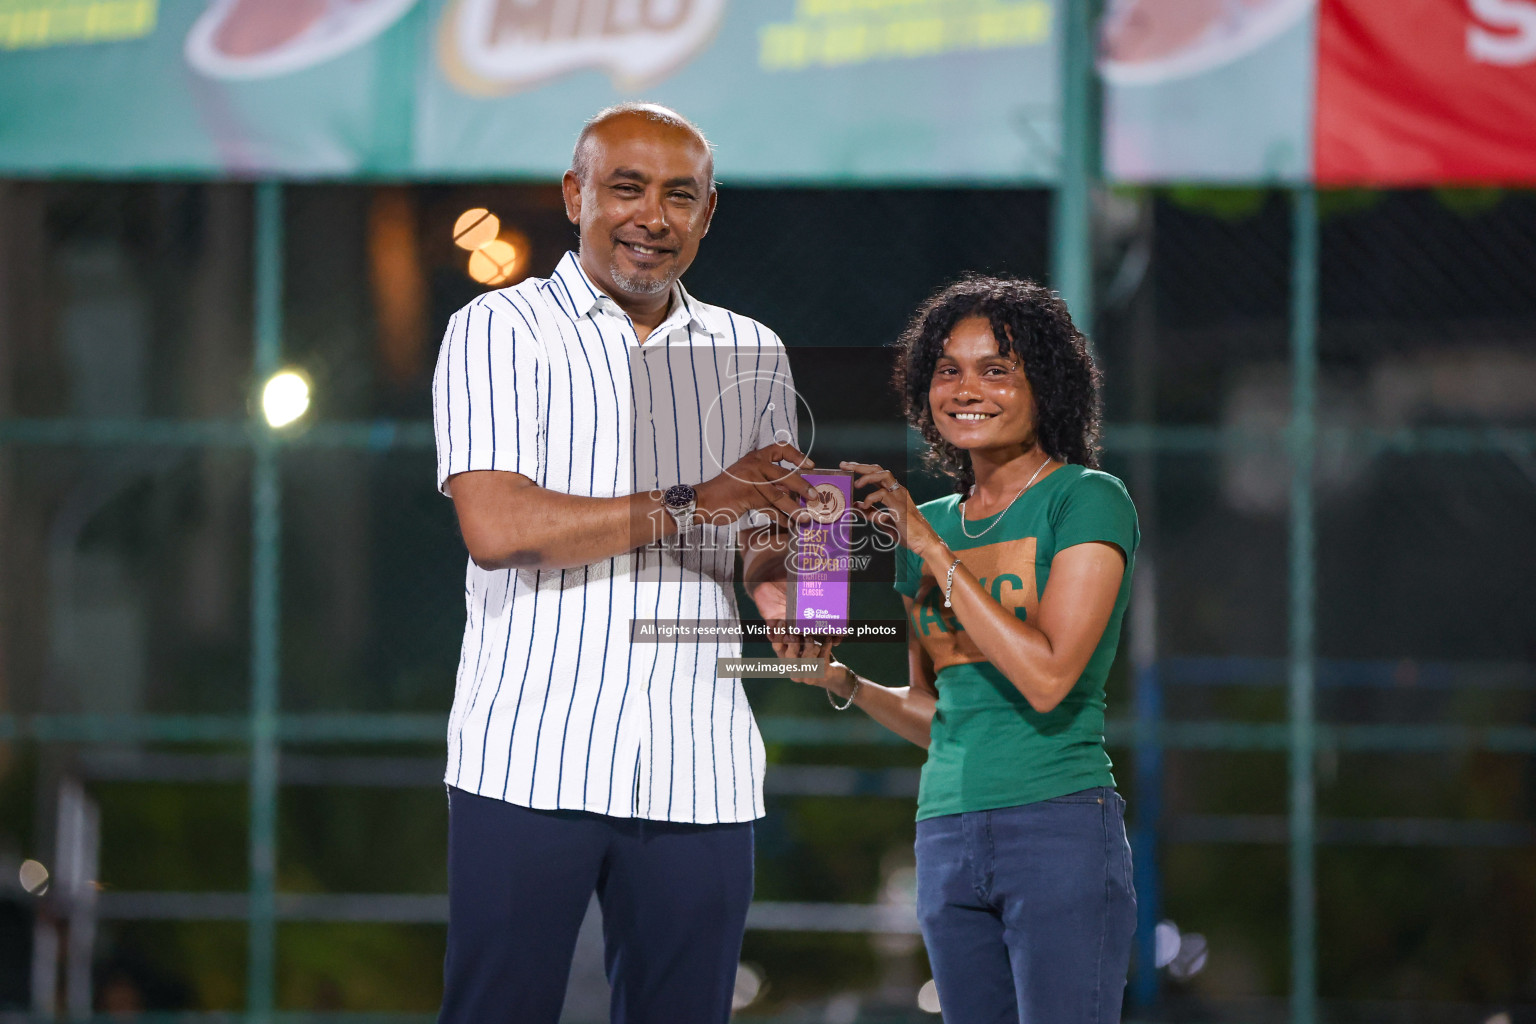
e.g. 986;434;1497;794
767;620;854;694
839;460;943;559
764;603;939;746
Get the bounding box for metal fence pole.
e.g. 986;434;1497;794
247;181;284;1021
1052;0;1097;341
1126;192;1162;1011
1288;185;1319;1024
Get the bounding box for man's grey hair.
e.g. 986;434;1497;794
570;102;716;190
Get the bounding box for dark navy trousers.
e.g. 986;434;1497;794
438;786;754;1024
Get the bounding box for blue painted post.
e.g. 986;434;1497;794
1287;186;1319;1024
1052;0;1097;343
1130;660;1164;1009
1130;657;1161;1007
247;181;284;1021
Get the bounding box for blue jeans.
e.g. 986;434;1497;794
915;787;1137;1024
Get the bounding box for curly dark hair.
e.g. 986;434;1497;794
893;274;1103;493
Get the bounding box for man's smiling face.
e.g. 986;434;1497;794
563;113;716;314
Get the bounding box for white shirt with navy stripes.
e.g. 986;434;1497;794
432;251;798;825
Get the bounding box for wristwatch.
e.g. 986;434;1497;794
662;483;697;530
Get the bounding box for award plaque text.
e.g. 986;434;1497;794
787;469;854;631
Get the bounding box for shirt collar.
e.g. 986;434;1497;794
552;251;726;338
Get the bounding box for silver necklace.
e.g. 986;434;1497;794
958;454;1052;539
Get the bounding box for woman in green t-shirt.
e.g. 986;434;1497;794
775;275;1138;1023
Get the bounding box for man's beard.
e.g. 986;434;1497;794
610;258;671;296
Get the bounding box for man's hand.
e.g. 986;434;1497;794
747;578;788;622
695;443;815;527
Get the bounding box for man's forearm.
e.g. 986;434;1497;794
451;472;676;572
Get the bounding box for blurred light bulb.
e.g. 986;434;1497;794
468;238;519;285
453;208;500;251
262;370;311;428
1154;920;1181;967
731;963;762;1010
917;979;941;1014
1168;932;1208;981
825;994;859;1024
19;859;49;895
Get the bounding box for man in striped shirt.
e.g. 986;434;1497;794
433;103;813;1023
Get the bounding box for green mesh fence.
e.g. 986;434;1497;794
1;178;1534;1023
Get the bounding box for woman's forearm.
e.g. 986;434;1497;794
826;664;934;748
919;543;1074;712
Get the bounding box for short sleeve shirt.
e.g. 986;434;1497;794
432;252;797;824
894;465;1138;820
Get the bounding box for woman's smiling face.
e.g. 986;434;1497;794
928;316;1038;455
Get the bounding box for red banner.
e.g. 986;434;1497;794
1316;0;1536;184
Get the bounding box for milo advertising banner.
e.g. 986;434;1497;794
0;0;1064;180
1100;0;1317;183
8;0;1530;184
1100;0;1536;186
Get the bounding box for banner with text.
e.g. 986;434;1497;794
1315;0;1536;184
0;0;1062;181
9;0;1534;184
1101;0;1316;183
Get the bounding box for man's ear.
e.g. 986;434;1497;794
700;187;718;238
561;170;582;225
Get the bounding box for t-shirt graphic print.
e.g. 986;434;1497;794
895;465;1139;820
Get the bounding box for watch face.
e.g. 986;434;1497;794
663;484;696;510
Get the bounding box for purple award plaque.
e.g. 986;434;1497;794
787;470;854;631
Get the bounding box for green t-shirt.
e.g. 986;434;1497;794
894;464;1138;820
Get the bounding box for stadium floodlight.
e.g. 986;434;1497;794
468;238;519;285
453;207;501;251
262;369;311;428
